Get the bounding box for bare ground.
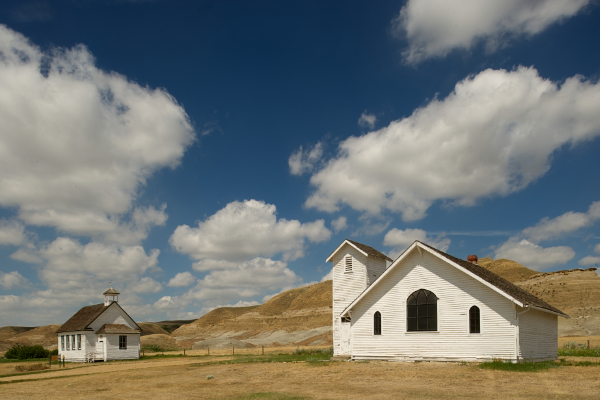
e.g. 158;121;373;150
1;354;600;399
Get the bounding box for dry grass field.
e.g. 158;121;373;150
2;351;600;399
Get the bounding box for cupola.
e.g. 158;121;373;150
103;281;120;306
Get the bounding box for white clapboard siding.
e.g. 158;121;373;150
58;332;97;362
104;334;140;360
332;243;387;355
349;249;518;361
518;307;558;360
88;303;138;332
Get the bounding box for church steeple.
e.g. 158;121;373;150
103;281;120;306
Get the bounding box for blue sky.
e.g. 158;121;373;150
1;0;600;326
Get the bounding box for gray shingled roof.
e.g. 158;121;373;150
418;241;567;316
346;239;394;262
95;324;140;334
56;304;107;333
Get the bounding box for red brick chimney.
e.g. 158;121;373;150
467;255;478;264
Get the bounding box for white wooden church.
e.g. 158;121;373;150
56;285;141;362
328;239;568;362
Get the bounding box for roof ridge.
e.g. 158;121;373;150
418;241;567;316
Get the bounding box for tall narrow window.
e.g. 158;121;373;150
345;256;352;273
66;335;70;351
61;335;65;351
119;335;127;349
469;306;481;333
71;335;75;351
374;311;381;335
407;289;438;332
77;334;82;350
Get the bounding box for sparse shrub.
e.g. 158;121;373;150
5;344;49;360
292;346;333;356
479;359;558;372
142;345;163;352
14;363;49;372
206;374;214;380
558;342;600;357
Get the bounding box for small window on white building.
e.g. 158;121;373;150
66;335;70;351
119;335;127;349
77;334;82;350
345;256;353;273
71;335;75;351
61;335;65;351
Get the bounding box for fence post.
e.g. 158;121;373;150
588;340;590;350
62;355;65;368
262;345;264;355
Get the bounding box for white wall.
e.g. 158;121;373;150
350;248;519;361
58;331;96;362
332;244;368;356
104;334;140;360
88;303;138;332
518;307;558;360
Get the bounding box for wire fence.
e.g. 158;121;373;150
141;345;331;358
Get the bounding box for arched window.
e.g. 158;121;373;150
469;306;480;333
407;289;437;331
374;311;381;335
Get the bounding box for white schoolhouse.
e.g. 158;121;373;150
56;285;141;362
329;239;568;362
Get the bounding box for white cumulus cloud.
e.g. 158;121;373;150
579;256;600;266
0;271;30;289
182;257;301;307
0;25;194;244
522;201;600;243
331;216;348;233
395;0;590;64
358;111;377;129
170;199;331;263
384;228;450;259
129;277;163;294
289;142;324;176
305;67;600;221
167;271;196;287
494;238;575;271
0;220;26;246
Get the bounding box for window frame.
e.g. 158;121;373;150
61;335;65;351
469;305;481;334
119;335;127;350
71;335;75;351
406;289;439;333
373;311;381;335
77;334;82;350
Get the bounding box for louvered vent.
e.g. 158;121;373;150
345;256;353;273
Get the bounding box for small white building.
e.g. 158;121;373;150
56;286;141;362
329;239;568;362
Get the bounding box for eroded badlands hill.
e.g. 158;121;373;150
479;258;600;336
171;280;333;348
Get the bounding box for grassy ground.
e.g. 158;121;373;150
1;354;600;399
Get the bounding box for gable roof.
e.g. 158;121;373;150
56;301;141;333
95;324;140;334
56;304;107;333
341;240;567;318
326;239;393;263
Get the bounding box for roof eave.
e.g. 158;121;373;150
326;240;369;262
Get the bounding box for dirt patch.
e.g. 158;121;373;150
1;355;599;399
